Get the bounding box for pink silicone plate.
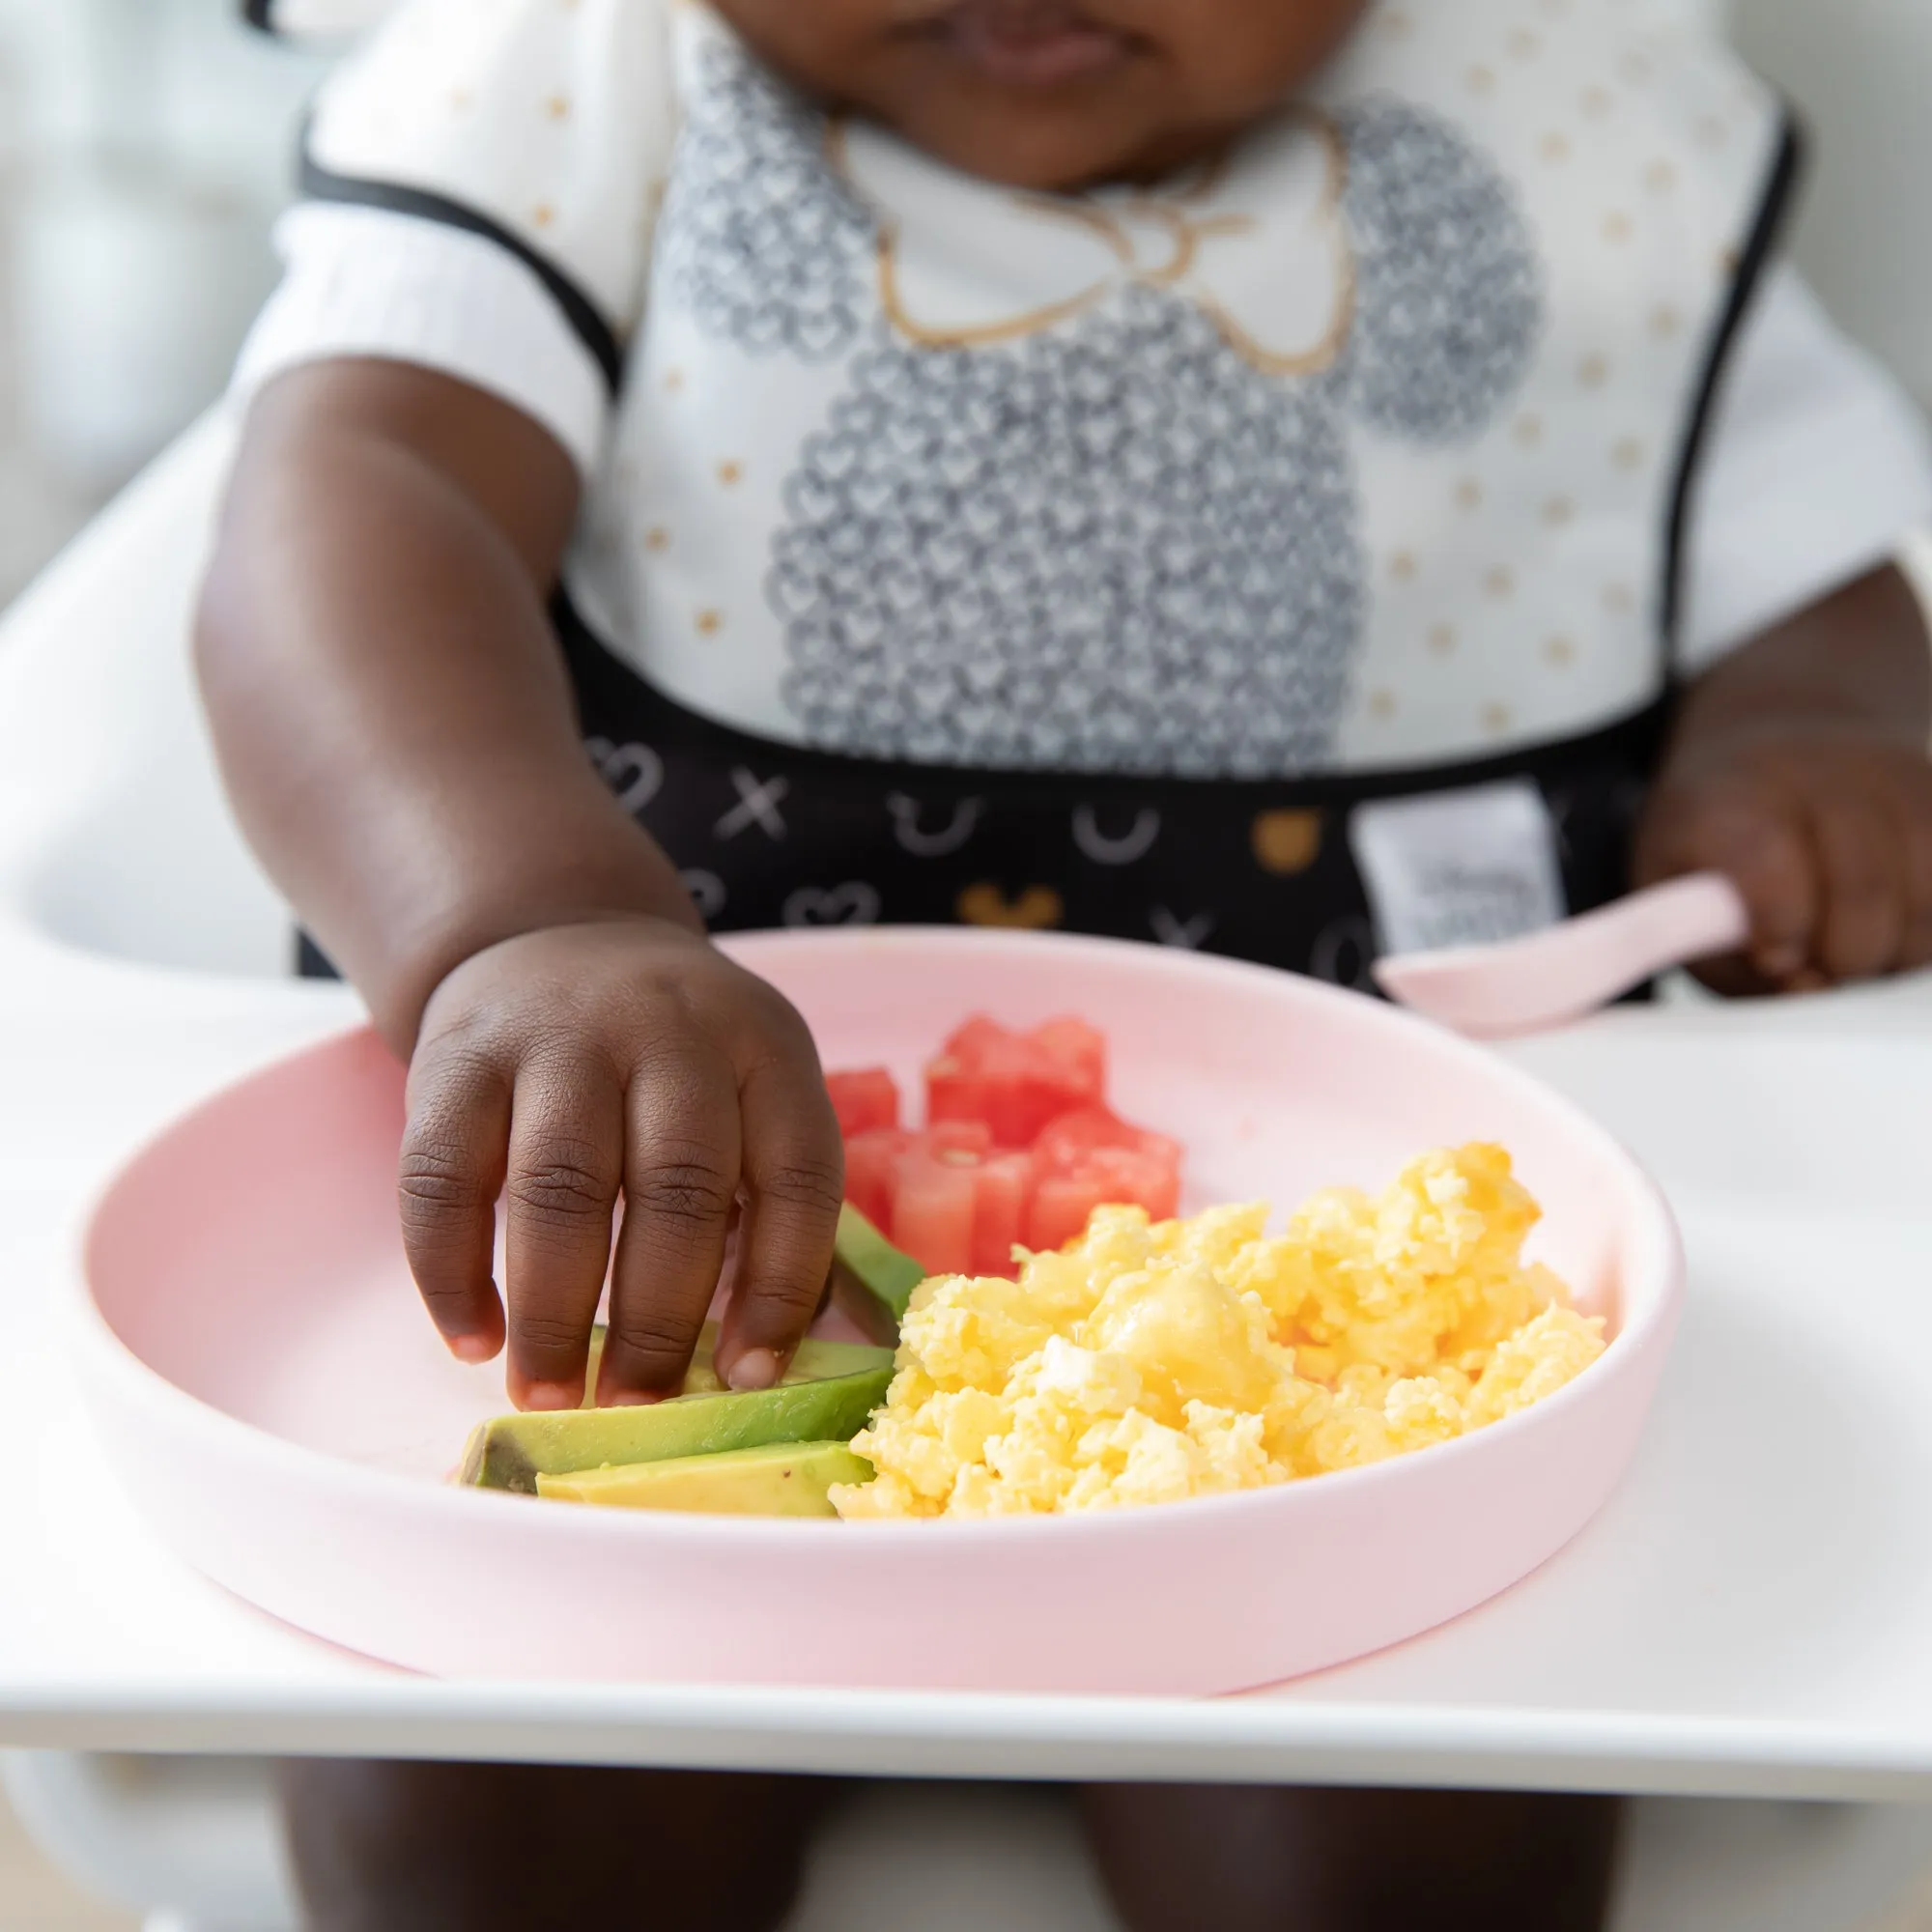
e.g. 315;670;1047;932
70;930;1682;1695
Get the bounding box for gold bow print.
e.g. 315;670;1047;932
829;110;1357;378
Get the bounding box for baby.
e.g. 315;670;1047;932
213;0;1932;1926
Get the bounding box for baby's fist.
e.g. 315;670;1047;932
1635;728;1932;993
399;918;844;1409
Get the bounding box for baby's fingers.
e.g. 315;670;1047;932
503;1051;624;1411
600;1041;743;1405
1642;781;1816;990
1809;793;1904;982
715;1040;846;1394
399;1046;512;1367
1900;783;1932;971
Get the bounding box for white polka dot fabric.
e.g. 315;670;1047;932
236;0;1932;780
303;0;674;336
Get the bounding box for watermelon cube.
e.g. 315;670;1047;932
893;1148;978;1279
825;1067;900;1139
843;1126;908;1232
971;1151;1036;1278
1027;1171;1115;1253
925;1014;1107;1149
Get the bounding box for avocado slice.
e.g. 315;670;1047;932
534;1439;873;1517
460;1363;892;1494
827;1205;927;1344
579;1321;888;1407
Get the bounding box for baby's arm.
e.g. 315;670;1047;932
1635;562;1932;992
196;362;844;1406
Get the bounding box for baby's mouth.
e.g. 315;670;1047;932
933;0;1141;88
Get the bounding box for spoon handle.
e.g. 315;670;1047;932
1606;871;1752;975
1373;871;1754;1039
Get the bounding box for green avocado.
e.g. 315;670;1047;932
534;1439;874;1517
579;1321;887;1407
827;1205;928;1344
460;1362;893;1494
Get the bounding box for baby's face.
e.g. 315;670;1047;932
709;0;1374;189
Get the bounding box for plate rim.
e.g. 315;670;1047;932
66;926;1687;1549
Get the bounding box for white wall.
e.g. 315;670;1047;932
0;0;332;491
1734;0;1932;408
0;0;327;194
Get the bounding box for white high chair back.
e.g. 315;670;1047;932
0;412;293;983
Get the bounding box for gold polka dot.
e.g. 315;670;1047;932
663;369;687;394
1544;496;1576;526
1650;305;1684;340
644;527;670;553
1540;131;1572;164
1605;212;1634;244
717;460;744;487
1487;567;1516;600
531;203;556;229
1582;85;1613;118
1253;810;1322;876
448;88;472;112
1545;635;1578;667
696;610;724;636
1429;623;1459;655
1381;10;1415;38
1613;437;1647;470
1468;65;1497;95
1646;159;1679;194
1604;582;1637;616
1390;551;1419;583
546;96;572;122
1483;702;1515;734
1514;413;1544;448
1455;478;1484;511
1509;28;1541;58
1369;688;1398;721
1579;353;1610;387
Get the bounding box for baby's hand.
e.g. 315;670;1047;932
1635;726;1932;994
398;918;844;1408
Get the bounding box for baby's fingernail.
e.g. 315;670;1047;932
447;1333;497;1365
597;1386;665;1408
1756;942;1804;978
724;1349;781;1393
523;1379;582;1412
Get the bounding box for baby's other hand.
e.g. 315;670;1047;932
398;919;844;1409
1635;726;1932;994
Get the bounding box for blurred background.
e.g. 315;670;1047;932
4;0;1932;611
2;0;1932;1926
0;0;326;606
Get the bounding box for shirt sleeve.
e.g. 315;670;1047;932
1680;265;1932;670
230;0;674;471
234;203;616;473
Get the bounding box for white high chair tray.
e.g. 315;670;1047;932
2;966;1931;1801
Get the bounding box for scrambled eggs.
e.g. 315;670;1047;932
831;1145;1605;1520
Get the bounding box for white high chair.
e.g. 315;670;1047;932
3;415;1931;1930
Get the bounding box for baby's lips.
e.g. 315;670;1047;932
938;0;1138;86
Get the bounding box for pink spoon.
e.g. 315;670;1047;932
1373;871;1750;1039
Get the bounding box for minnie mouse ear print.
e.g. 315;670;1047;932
242;0;396;42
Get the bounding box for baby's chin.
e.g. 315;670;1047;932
868;80;1227;191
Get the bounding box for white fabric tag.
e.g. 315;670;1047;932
1349;780;1567;956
